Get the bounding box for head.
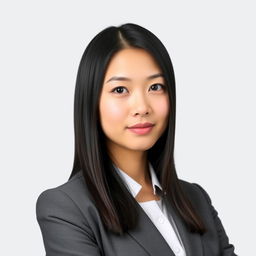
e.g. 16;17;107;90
69;23;205;235
71;23;176;175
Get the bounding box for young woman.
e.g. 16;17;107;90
36;23;237;256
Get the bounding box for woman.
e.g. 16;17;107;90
36;23;237;256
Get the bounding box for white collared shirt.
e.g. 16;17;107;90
113;162;186;256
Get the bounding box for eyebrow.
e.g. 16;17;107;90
106;73;164;83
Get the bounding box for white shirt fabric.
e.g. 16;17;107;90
113;162;186;256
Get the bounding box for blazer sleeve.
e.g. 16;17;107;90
193;183;238;256
36;188;102;256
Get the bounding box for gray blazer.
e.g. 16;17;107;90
36;171;237;256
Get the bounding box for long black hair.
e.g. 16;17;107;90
69;23;206;235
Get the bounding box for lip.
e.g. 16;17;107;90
127;122;154;128
127;126;154;135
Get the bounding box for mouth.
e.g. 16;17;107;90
127;122;154;129
127;125;154;135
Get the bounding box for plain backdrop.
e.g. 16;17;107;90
1;0;255;255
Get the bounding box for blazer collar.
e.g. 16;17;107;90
126;197;203;256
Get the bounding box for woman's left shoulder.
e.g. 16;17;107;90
178;179;213;207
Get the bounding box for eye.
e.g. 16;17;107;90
150;83;166;91
111;86;128;94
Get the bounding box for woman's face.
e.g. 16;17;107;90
99;48;170;153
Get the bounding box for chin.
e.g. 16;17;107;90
127;140;157;151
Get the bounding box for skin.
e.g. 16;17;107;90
99;48;170;202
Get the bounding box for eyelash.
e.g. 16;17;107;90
110;84;166;94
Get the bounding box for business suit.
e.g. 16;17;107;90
36;170;237;256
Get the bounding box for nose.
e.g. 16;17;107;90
131;93;151;117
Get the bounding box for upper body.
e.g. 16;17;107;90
36;23;237;256
36;166;237;256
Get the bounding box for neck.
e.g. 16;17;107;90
107;142;151;186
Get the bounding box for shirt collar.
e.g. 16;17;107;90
113;161;163;198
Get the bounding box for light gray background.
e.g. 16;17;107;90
1;0;255;255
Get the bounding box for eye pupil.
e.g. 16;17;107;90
117;87;123;93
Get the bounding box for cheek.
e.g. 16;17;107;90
154;97;170;119
99;97;126;127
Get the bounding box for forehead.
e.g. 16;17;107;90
103;48;162;81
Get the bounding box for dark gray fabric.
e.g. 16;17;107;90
36;171;237;256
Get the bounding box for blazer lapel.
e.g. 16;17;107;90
127;203;176;256
163;197;204;256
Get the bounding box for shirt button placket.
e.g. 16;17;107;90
158;216;164;224
174;246;181;254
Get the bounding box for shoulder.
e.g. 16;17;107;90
178;179;213;208
35;172;103;254
35;170;94;223
176;179;216;231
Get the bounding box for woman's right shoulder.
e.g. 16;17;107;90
35;170;94;221
35;170;101;252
